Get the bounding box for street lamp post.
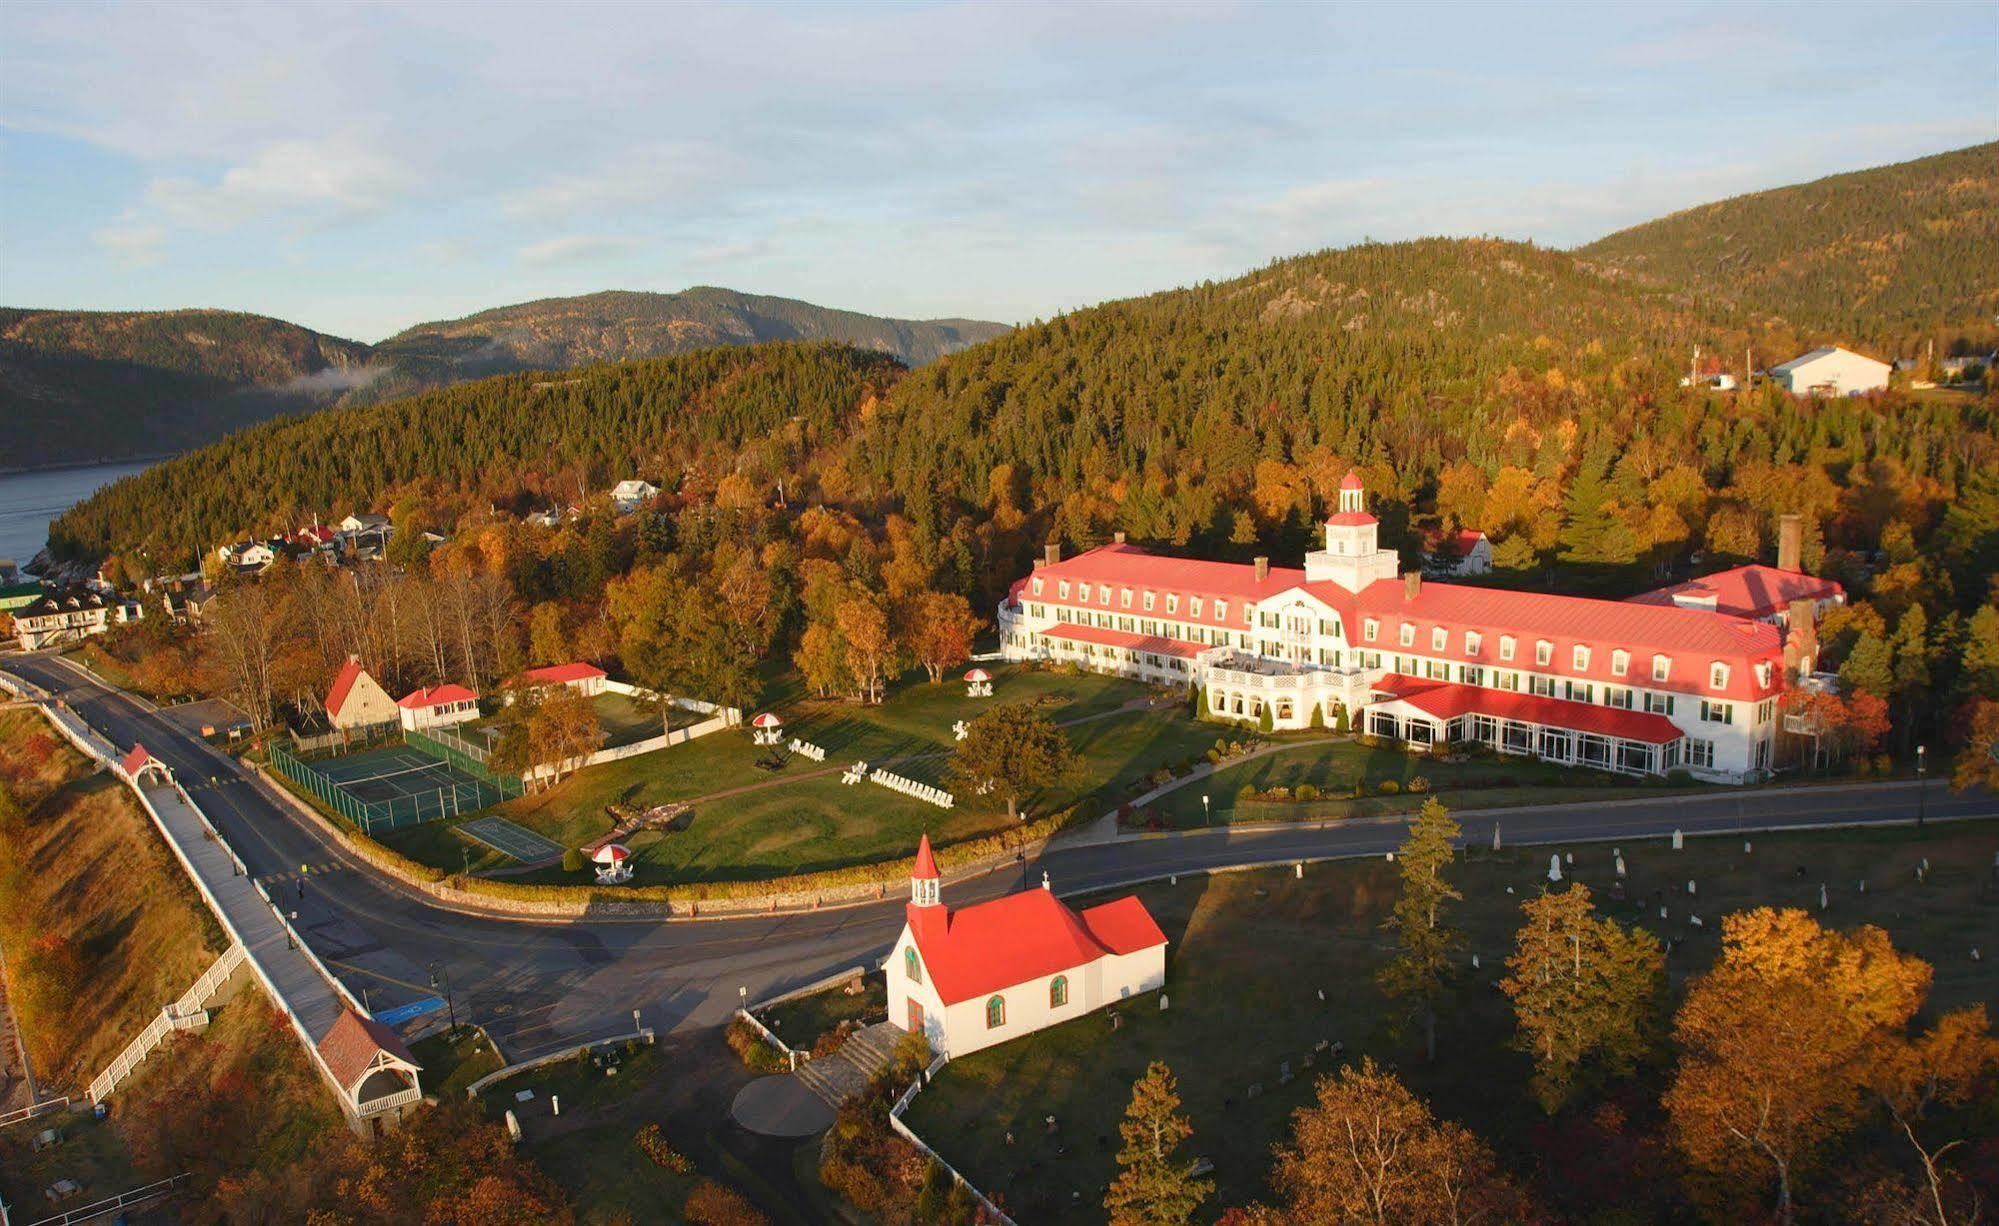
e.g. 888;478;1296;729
428;961;457;1031
1916;745;1927;833
1202;794;1210;827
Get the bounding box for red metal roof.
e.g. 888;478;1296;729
1339;470;1364;490
119;744;154;777
397;683;479;709
1324;511;1379;527
521;662;607;685
912;833;939;880
1627;565;1845;621
1371;673;1685;743
317;1010;420;1090
1040;621;1207;659
1020;544;1304;630
908;887;1167;1006
324;658;366;717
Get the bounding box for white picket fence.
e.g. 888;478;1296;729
88;943;246;1104
788;738;826;762
889;1053;1018;1226
521;685;741;783
870;769;955;810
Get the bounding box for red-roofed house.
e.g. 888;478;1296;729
888;836;1167;1058
1423;528;1492;577
396;683;481;731
519;661;609;696
999;473;1794;781
323;656;398;732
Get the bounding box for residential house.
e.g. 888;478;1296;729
397;684;481;731
324;657;400;732
12;587;142;650
1770;346;1891;397
517;661;608;697
1424;528;1493;577
609;480;660;513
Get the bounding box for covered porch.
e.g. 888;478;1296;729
1366;674;1684;777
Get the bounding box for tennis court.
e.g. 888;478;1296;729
270;741;509;832
459;816;565;863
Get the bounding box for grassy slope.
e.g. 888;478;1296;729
904;825;1999;1223
1579;141;1999;354
0;709;226;1090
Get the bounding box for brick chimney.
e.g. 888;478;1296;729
1785;598;1819;679
1404;571;1422;601
1044;542;1060;566
1254;556;1269;581
1777;514;1803;573
1113;531;1127;545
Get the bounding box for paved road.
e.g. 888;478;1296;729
6;652;1994;1060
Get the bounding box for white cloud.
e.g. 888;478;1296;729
501;141;749;223
92;211;166;265
142;127;418;229
519;234;638;266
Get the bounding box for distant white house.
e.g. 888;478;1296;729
609;480;659;513
1770;347;1891;397
516;661;608;697
11;587;142;651
338;512;392;535
1426;529;1493;577
886;836;1168;1059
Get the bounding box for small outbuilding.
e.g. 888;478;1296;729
325;657;399;732
397;684;481;731
1770;346;1891;397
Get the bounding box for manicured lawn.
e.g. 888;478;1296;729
902;824;1999;1223
411;1026;507;1099
1137;737;1685;829
440;664;1167;886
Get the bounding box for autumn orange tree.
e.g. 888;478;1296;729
1662;908;1995;1223
901;590;982;683
1262;1057;1526;1225
1104;1061;1211;1226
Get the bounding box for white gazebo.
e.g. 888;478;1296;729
749;712;785;746
964;668;993;698
317;1010;422;1135
592;843;633;884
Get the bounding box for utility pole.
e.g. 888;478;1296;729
1916;745;1927;833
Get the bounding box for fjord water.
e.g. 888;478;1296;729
0;460;154;568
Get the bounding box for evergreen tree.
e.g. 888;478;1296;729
1499;883;1664;1112
1958;606;1999;701
1377;797;1462;1062
1104;1062;1211;1226
1839;630;1895;700
1558;451;1639;566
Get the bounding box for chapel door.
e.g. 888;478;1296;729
907;999;924;1033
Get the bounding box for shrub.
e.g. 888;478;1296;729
1407;776;1431;794
725;1019;789;1073
1309;703;1325;730
561;847;584;873
1295;783;1319;802
1236;784;1257;804
685;1181;768;1226
1376;778;1401;795
1257;704;1274;733
635;1122;695;1173
1333;703;1351;733
811;1022;854;1060
1357;733;1380;749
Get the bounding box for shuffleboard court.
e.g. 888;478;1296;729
459;816;564;863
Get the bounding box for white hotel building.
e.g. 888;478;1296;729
998;472;1805;783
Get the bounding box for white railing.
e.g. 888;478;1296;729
0;1096;69;1130
520;687;743;783
355;1084;423;1116
17;1174;189;1226
88;943;245;1103
733;1007;801;1070
888;1053;1018;1226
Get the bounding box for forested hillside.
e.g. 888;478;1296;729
0;308;372;469
354;287;1008;405
51;342;903;563
1579;142;1999;357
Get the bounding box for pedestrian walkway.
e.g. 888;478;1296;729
133;780;354;1045
794;1020;901;1108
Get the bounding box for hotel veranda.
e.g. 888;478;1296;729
998;473;1833;783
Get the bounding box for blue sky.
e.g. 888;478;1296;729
2;0;1993;342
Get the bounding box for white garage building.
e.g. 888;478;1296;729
1770;346;1892;397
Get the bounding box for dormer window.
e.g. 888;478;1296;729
1499;635;1515;662
1364;618;1379;643
1166;594;1179;615
1058;581;1070;600
1120;588;1132;609
1143;592;1155;611
1465;632;1482;655
1431;628;1447;652
1535;640;1552;666
1573;645;1590;671
1032;578;1044;596
1611;650;1629;677
1399;624;1415;648
1191;597;1203;618
1652;655;1671;682
1215;600;1228;622
1709;662;1730;691
1755;661;1772;689
1099;587;1110;607
1077;583;1090;602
